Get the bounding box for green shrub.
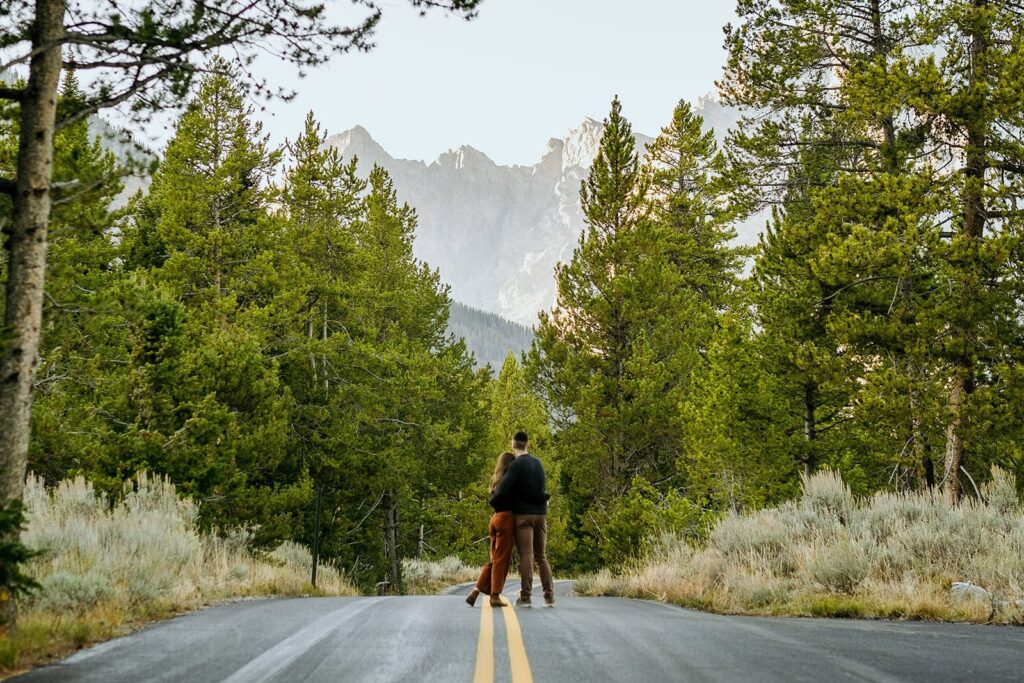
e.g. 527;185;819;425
0;497;39;616
601;477;709;566
801;468;853;524
35;572;111;614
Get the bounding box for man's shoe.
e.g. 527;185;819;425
544;596;555;608
466;589;480;607
515;596;532;608
489;595;505;608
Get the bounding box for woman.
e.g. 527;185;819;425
466;452;516;608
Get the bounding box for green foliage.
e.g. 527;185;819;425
600;477;708;567
0;498;38;609
488;354;550;455
531;96;744;570
11;1;1024;599
721;0;1024;499
108;68;294;532
680;315;801;510
11;69;489;592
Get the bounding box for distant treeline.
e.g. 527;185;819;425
447;302;533;372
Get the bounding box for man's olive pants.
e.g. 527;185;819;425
514;514;554;600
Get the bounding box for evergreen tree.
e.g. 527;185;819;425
644;99;745;312
643;98;761;490
680;314;800;510
749;136;867;484
26;74;126;484
136;60;281;313
919;1;1024;499
335;166;486;591
273;112;365;570
0;1;482;627
532;97;713;568
487;354;550;455
116;69;291;530
722;0;1024;498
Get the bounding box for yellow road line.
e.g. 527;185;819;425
500;597;534;683
473;599;494;683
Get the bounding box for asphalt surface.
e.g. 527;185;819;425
17;581;1023;682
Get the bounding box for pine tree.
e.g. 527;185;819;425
487;354;550;454
273;111;366;580
532;97;711;568
332;166;485;591
115;68;291;530
644;99;745;312
27;73;126;484
680;314;800;510
919;1;1024;499
748;133;868;484
0;3;483;627
138;60;281;313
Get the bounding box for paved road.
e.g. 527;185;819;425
17;581;1023;682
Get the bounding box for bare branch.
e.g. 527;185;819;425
0;87;25;102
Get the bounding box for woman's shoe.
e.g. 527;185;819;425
466;589;480;607
489;594;505;608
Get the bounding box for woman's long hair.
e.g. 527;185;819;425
488;452;516;494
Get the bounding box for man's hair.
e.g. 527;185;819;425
512;430;529;449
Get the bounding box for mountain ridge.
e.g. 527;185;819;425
325;95;750;325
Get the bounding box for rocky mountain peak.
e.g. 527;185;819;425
319;95;750;325
562;117;605;171
325;125;393;168
435;144;496;171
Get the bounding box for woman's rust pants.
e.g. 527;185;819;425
474;511;515;595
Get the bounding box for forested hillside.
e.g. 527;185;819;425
5;68;493;595
447;302;533;371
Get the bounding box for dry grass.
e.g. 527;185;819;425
0;473;357;675
576;468;1024;624
401;556;479;595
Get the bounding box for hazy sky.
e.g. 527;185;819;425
254;1;738;167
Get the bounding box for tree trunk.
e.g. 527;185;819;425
944;0;988;503
308;317;316;384
802;381;817;478
869;0;899;171
322;300;328;393
311;487;322;587
921;447;935;491
943;372;971;502
909;400;935;490
0;0;66;632
383;490;402;594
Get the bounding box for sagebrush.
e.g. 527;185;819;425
1;473;355;671
577;468;1024;623
402;556;478;595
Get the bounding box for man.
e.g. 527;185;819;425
489;430;554;608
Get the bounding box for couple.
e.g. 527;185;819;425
466;430;555;609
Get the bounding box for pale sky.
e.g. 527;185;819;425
254;0;738;166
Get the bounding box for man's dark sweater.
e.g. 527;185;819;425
488;453;548;515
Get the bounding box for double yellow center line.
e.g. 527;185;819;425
472;597;534;683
